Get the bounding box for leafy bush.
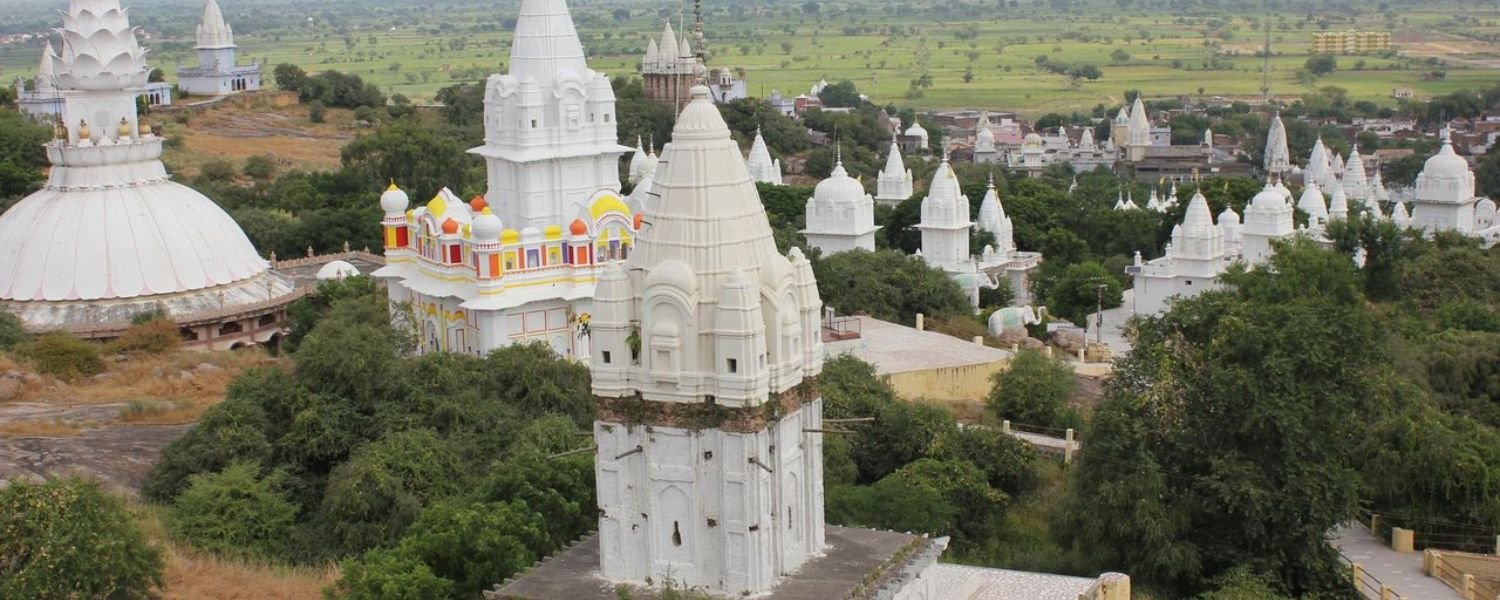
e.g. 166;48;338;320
316;430;464;556
0;311;26;350
107;317;181;356
17;332;105;379
168;463;297;559
987;350;1078;429
329;547;454;600
309;101;327;123
242;155;278;181
0;478;164;600
144;390;276;501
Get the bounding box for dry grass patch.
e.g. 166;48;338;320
0;419;82;438
133;504;339;600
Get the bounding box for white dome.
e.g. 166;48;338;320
380;182;410;214
1250;183;1286;210
0;180;268;303
905;122;928;137
1218;206;1241;225
315;260;360;281
472;208;503;240
1023;133;1043;145
977;126;995;144
1422;135;1471;181
813;161;865;205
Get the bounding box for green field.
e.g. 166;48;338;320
2;0;1498;114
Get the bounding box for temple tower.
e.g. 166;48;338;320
590;86;825;596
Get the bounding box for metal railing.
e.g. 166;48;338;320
1337;553;1406;600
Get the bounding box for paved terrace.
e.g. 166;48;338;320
1331;524;1462;600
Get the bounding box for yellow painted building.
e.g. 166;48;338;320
1311;30;1392;55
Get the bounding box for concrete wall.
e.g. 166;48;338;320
883;360;1008;404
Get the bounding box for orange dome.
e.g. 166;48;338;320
633;213;644;229
441;218;459;235
569;218;588;236
469;196;488;212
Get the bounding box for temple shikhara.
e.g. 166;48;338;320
176;0;261;96
0;0;296;349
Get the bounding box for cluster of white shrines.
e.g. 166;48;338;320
1130;112;1500;315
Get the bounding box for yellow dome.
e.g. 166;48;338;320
543;224;563;239
500;228;521;244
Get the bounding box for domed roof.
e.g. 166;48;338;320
1218;205;1241;225
501;228;521;244
1250;183;1286;210
472;207;502;240
1023;132;1043;145
569;218;588;236
905;122;928;137
0;179;268;302
1422;131;1471;181
315;260;359;281
543;224;563;239
813;160;866;205
441;218;459;235
469;196;489;213
380;181;410;214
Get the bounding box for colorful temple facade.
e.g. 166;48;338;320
374;0;636;360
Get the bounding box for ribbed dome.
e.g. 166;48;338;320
1218;205;1241;225
813;160;865;205
905;122;928;138
0;180;267;302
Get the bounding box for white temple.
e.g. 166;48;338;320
375;0;638;358
915;153;1006;306
1130;190;1234;315
803;153;878;254
176;0;260;96
1124;96;1152;162
0;0;294;349
1130;124;1303;316
1241;183;1296;265
1409;129;1482;235
1264;112;1292;180
589;85;826;595
640;18;745;106
973;111;1000;164
975;175;1043;304
744;128;784;185
875;135;914;204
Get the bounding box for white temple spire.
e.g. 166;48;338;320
508;0;589;83
35;42;58;93
195;0;235;49
1297;182;1329;229
1264;112;1291;179
744;126;783;185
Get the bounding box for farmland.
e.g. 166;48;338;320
1;0;1498;114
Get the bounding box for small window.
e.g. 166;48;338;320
604;113;612;123
602;351;612;364
671;521;682;547
727;358;738;373
1186;280;1193;286
530;119;538;128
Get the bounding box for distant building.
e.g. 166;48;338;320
176;0;261;96
1310;30;1391;55
803;154;879;254
875;136;914;204
639;16;745;106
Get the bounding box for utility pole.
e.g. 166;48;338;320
1094;283;1107;345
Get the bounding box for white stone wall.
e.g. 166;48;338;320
593;399;825;596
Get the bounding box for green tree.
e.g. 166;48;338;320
329;547;455;600
818;80;864;108
1305;54;1338;76
0;311;27;350
273;63;309;92
986;349;1078;428
144;384;278;501
1041;261;1123;325
386;500;549;598
927;425;1038;496
317;429;465;556
0;110;50;201
1056;239;1384;595
0;478;164;600
284;274;379;353
341;118;476;201
812;249;971;325
168;463;297;559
